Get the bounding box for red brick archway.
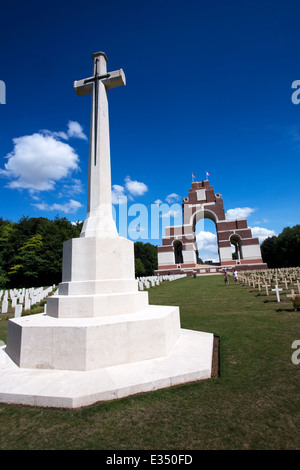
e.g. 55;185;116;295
155;180;267;276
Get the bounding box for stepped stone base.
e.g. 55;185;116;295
0;329;214;409
1;233;214;408
46;290;149;318
5;306;180;371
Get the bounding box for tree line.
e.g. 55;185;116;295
260;225;300;268
3;215;297;288
0;216;158;288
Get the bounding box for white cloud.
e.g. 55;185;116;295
66;121;87;140
250;226;276;243
165;193;180;203
253;218;269;225
154;199;163;204
0;133;80;192
112;176;148;205
125;176;148;197
33;199;83;214
161;209;181;218
196;231;219;262
59;178;84;197
226;207;256;220
40;121;87;141
111;184;127;204
40;129;69;140
196;231;218;252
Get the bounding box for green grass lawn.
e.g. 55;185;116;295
0;274;300;450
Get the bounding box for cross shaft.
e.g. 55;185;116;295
74;53;125;166
74;51;126;238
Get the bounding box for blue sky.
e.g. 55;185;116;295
0;0;299;261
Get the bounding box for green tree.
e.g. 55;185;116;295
135;258;146;277
8;234;46;287
261;235;277;268
134;242;158;276
0;216;162;286
0;265;8;287
0;220;17;284
261;225;300;268
276;225;300;267
0;216;82;288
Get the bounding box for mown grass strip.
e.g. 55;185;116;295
0;275;299;450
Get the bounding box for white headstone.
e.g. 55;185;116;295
14;305;22;318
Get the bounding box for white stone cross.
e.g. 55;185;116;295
74;51;126;238
272;285;283;302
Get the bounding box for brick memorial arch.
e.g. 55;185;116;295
155;180;267;276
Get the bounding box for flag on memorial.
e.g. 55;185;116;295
192;173;196;179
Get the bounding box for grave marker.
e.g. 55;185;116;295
293;280;300;294
283;278;289;290
262;282;271;296
287;289;296;301
272;285;283;302
14;305;22;318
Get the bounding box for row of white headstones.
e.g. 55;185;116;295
0;285;57;317
137;274;187;290
237;267;300;303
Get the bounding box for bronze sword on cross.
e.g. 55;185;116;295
74;52;126;166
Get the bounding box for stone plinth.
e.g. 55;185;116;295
46;236;149;318
6;306;180;371
0;329;213;408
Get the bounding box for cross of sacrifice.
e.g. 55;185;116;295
74;52;126;238
272;285;283;302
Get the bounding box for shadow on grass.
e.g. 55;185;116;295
212;335;220;379
276;307;300;313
